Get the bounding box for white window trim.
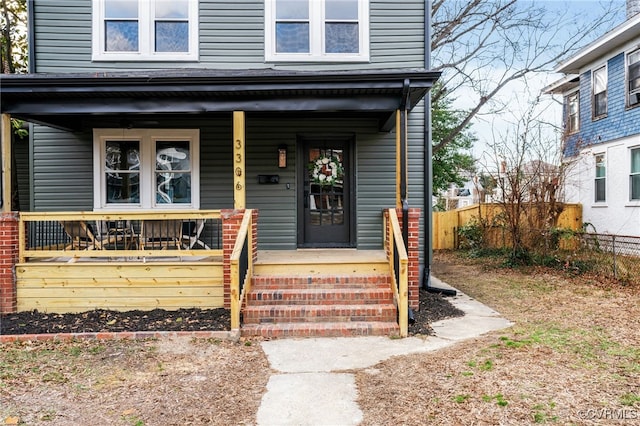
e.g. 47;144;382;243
593;152;606;205
591;64;607;119
93;128;200;210
92;0;199;62
264;0;370;63
629;145;640;203
627;47;640;108
566;89;580;135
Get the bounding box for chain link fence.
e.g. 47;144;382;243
457;225;640;285
569;233;640;284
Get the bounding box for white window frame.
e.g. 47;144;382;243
93;129;200;210
594;152;606;204
630;146;640;202
592;65;607;119
627;48;640;108
566;90;579;134
264;0;370;62
92;0;199;62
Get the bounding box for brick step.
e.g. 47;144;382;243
242;303;397;324
251;275;391;289
241;321;400;338
246;288;394;305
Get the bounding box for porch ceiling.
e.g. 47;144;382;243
1;68;440;132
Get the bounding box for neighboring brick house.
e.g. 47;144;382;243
545;4;640;236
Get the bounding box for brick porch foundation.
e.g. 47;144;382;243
0;212;19;314
385;208;421;310
222;209;259;309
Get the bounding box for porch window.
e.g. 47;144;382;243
94;129;200;210
566;91;579;134
592;65;607;119
594;153;606;203
628;48;640;107
92;0;199;61
631;147;640;201
264;0;370;62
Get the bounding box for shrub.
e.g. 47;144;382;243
458;221;484;250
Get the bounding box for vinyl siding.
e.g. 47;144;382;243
33;0;425;72
13;135;30;211
30;113;426;254
30;0;428;257
31;126;93;211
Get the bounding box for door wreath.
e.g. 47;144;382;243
308;154;344;187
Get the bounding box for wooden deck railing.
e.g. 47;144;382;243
230;209;254;331
19;210;224;263
385;208;409;337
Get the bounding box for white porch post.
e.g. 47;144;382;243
1;114;12;213
233;111;246;209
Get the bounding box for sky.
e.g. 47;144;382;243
459;0;628;161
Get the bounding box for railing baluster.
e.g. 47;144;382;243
19;211;225;262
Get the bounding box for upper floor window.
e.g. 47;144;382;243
592;66;607;118
92;0;199;61
627;48;640;107
93;129;200;210
566;91;579;134
631;147;640;201
594;153;606;203
264;0;370;62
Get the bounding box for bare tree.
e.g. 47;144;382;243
431;0;620;154
1;0;27;74
477;94;575;261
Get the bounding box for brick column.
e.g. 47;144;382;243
0;212;19;314
392;208;421;310
221;209;258;309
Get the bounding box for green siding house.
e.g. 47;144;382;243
0;0;439;338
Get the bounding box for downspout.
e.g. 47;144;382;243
400;78;410;249
423;0;456;296
27;0;35;212
27;0;35;74
400;79;415;324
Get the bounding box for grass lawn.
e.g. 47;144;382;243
356;251;640;425
2;250;639;425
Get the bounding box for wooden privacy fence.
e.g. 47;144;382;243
433;203;583;250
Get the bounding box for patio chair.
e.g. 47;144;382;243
94;220;137;250
139;219;183;250
181;219;211;249
62;221;104;251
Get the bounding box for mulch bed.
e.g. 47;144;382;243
408;289;465;335
0;290;463;336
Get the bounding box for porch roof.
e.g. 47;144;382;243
1;68;440;132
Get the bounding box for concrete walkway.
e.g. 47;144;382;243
256;277;513;426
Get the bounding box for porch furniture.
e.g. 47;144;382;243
62;221;104;250
95;220;137;250
182;219;210;249
139;219;183;250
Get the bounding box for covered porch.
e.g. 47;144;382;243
9;207;415;336
0;68;438;336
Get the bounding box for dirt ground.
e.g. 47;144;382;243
0;290;462;337
2;251;639;425
357;252;640;425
